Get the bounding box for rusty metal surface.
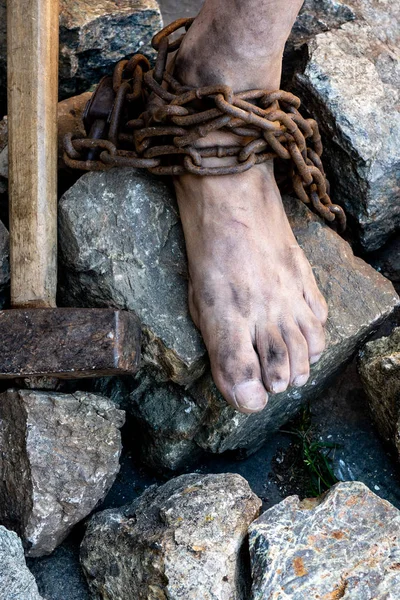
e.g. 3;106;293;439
63;18;346;230
0;308;141;378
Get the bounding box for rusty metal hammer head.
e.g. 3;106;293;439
0;308;141;379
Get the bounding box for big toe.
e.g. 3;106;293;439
232;379;269;414
207;325;268;414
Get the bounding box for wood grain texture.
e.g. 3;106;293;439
7;0;59;307
0;308;141;378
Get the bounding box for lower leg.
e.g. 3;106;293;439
175;0;304;90
173;0;328;414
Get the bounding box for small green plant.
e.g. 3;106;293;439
281;405;341;497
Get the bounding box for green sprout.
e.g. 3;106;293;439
281;405;341;497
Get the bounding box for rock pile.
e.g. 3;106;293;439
78;478;400;600
0;0;399;597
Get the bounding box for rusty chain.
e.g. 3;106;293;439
63;17;346;230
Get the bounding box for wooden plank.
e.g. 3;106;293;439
7;0;59;308
0;309;141;378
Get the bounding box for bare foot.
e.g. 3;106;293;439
173;0;328;414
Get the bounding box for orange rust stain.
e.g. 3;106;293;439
331;531;345;540
293;557;308;577
344;497;358;507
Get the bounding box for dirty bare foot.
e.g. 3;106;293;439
173;0;328;414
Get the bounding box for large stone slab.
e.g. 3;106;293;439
358;327;400;457
59;169;399;469
249;481;400;599
0;526;44;600
0;0;162;106
0;389;125;557
59;169;206;385
294;18;400;250
80;473;261;600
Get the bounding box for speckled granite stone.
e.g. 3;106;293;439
249;481;400;599
81;473;261;600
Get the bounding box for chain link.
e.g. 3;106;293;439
63;17;346;231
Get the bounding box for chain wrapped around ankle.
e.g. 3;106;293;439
63;17;346;231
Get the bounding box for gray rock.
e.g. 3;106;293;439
370;233;400;294
0;389;125;557
249;481;400;599
128;370;205;472
344;0;400;47
358;327;400;456
295;20;400;250
59;169;399;469
0;525;43;600
58;169;206;385
0;0;162;105
289;0;355;46
80;473;261;600
58;0;162;98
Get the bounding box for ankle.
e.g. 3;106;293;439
175;33;284;91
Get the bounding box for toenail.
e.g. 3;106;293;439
310;353;322;365
232;379;268;412
270;380;288;394
292;374;309;387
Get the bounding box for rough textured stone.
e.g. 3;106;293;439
0;0;162;106
0;389;125;557
0;526;43;600
294;19;400;250
81;473;261;600
249;481;400;599
344;0;400;47
128;370;205;472
59;169;206;385
358;327;400;457
370;233;400;294
58;0;162;98
289;0;355;46
59;169;399;468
